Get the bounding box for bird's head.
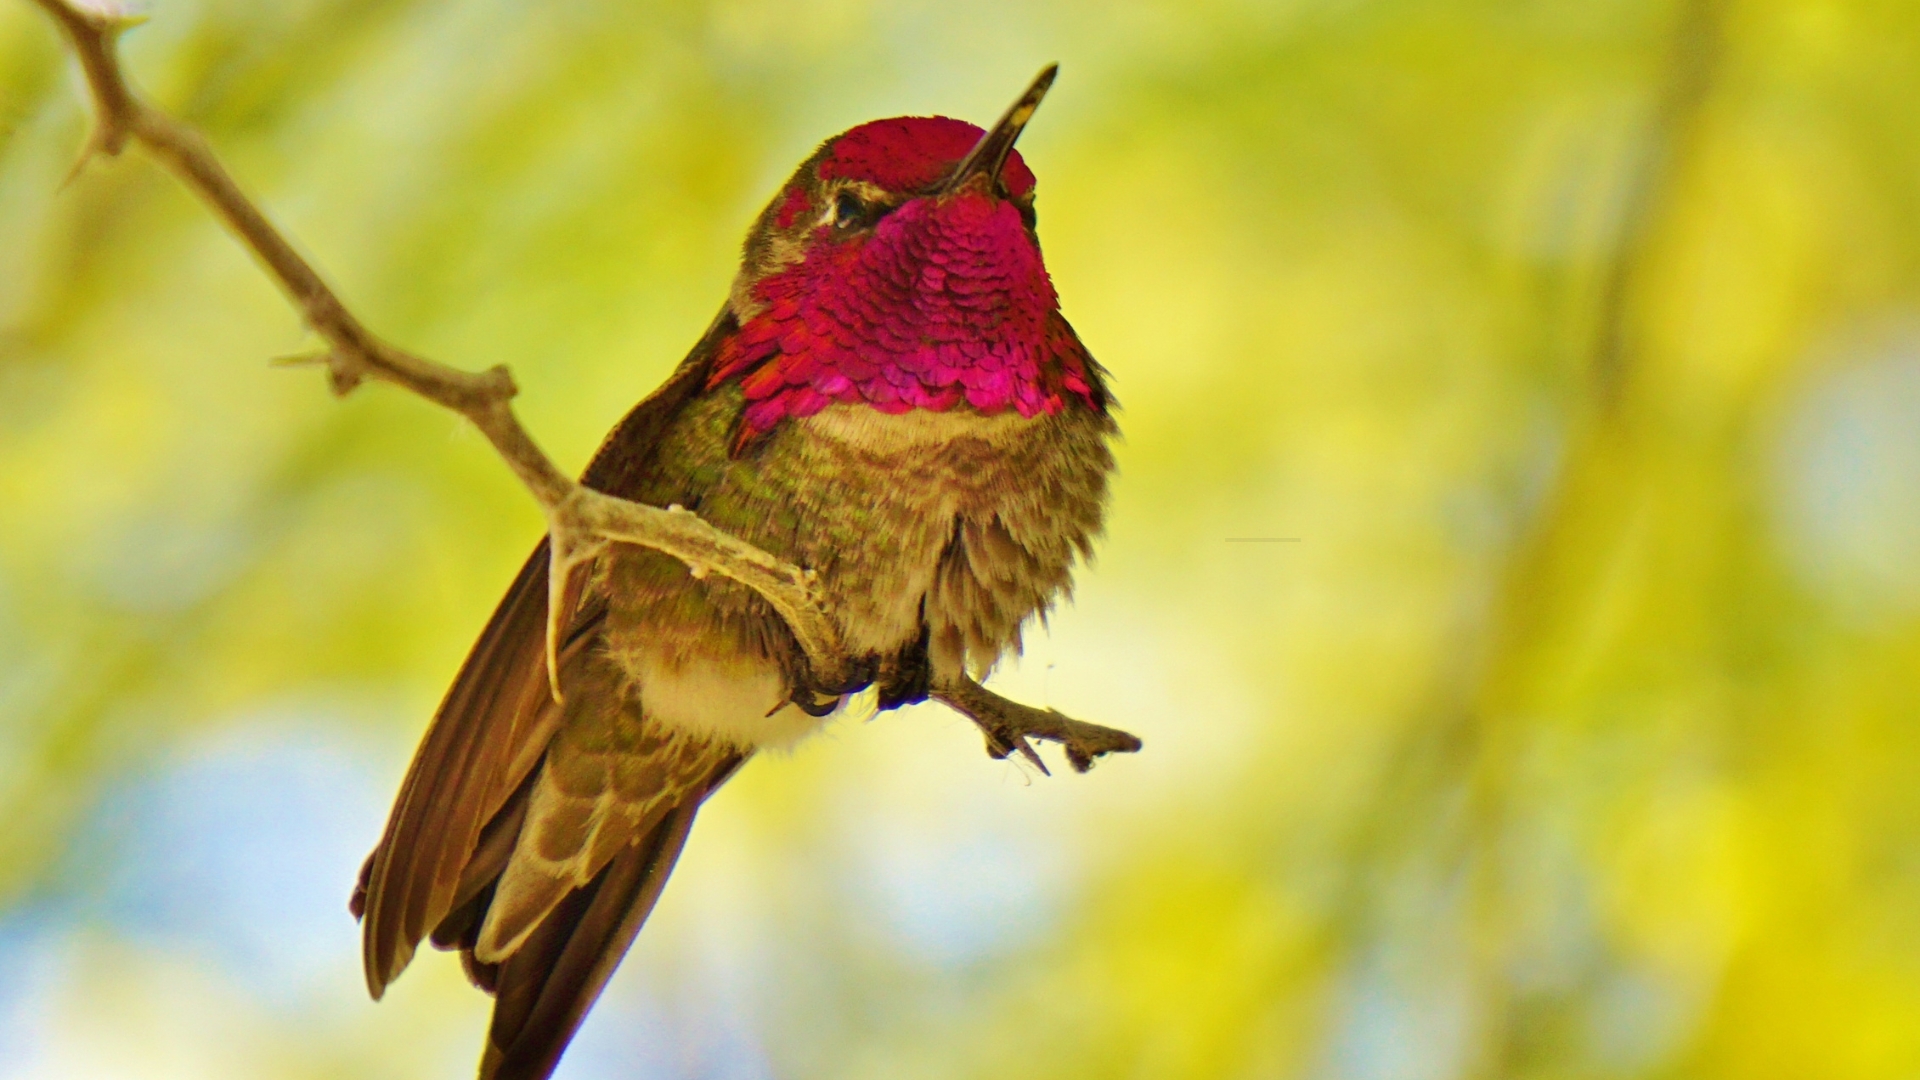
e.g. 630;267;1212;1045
711;67;1103;445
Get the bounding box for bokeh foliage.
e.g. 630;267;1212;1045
4;0;1920;1077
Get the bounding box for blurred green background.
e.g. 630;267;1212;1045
3;0;1920;1076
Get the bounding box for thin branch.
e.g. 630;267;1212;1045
31;0;850;694
935;677;1143;775
1588;0;1723;408
28;0;1142;770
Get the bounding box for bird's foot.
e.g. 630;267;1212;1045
931;676;1142;775
778;652;881;717
812;651;878;697
876;630;932;711
784;689;839;718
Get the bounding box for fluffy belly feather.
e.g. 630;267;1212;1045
597;397;1113;750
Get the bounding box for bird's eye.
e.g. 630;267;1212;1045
834;191;868;230
1017;200;1038;230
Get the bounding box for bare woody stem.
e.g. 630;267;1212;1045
27;0;1140;769
27;0;850;690
936;676;1142;775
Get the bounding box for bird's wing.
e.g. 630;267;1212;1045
476;754;744;1080
353;539;585;996
354;306;737;998
467;651;739;964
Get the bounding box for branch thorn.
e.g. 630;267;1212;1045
323;353;366;396
60;135;105;187
542;495;606;704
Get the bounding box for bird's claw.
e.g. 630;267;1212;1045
814;652;880;698
876;628;933;711
784;689;840;718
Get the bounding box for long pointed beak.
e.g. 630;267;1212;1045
939;64;1058;195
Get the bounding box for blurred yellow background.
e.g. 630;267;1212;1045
3;0;1920;1077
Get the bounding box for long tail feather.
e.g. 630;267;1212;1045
476;755;743;1080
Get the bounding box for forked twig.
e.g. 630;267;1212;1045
28;0;847;693
937;677;1143;775
26;0;1140;770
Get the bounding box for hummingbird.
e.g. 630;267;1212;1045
350;66;1114;1080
